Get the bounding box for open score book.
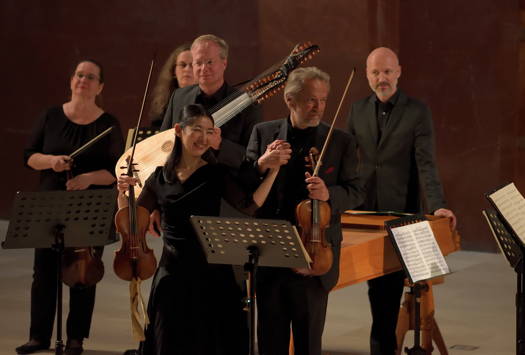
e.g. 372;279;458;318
385;217;450;283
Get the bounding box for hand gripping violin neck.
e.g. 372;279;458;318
295;147;333;276
113;58;157;282
294;69;356;276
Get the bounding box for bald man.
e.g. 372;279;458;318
346;47;456;355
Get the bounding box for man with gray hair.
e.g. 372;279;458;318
161;34;261;168
244;66;363;354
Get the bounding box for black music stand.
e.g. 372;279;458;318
125;127;159;150
190;216;310;355
482;208;525;355
385;215;450;355
2;189;118;355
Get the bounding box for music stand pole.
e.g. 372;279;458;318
404;282;428;355
516;260;525;355
3;189;117;355
191;216;310;355
244;245;259;355
52;224;65;355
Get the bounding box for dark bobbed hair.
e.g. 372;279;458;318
163;104;215;182
73;58;105;83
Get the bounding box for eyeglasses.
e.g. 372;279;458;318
74;72;100;81
193;59;215;68
176;62;192;69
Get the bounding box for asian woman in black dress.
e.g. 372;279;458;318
117;104;287;355
17;59;124;355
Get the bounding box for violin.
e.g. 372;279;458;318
62;168;104;288
295;148;333;276
62;245;104;288
113;175;156;281
113;59;157;282
294;69;356;276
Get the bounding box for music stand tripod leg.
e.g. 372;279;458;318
431;318;448;355
396;286;411;355
52;224;65;355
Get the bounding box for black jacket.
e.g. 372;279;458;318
347;90;446;213
245;118;363;290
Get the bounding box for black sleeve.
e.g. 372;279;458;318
237;123;266;191
220;165;259;216
160;90;177;131
413;106;446;212
217;103;262;169
23;109;48;168
136;170;160;213
327;131;364;214
105;116;125;177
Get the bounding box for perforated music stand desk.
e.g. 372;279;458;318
191;215;310;355
3;189;118;249
483;208;524;355
2;189;118;354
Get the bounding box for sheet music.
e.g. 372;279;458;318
390;221;450;283
488;183;525;244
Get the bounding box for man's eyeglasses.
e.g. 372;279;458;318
74;72;100;81
193;59;215;68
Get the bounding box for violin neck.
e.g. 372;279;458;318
127;186;138;237
312;199;319;224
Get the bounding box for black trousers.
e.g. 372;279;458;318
367;270;406;355
29;248;97;342
256;268;329;355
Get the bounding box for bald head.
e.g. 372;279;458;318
367;47;399;67
366;47;401;102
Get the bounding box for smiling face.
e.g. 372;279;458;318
286;78;329;129
176;116;215;158
366;47;401;102
191;40;227;93
174;50;194;88
70;61;104;99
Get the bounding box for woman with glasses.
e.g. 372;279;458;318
149;44;196;128
17;59;124;355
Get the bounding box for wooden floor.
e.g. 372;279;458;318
0;219;516;355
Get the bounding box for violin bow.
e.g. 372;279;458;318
312;68;356;177
126;57;156;177
69;126;113;159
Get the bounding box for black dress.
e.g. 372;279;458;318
22;106;124;342
137;164;257;355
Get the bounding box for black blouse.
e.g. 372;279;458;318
23;106;124;191
137;165;257;245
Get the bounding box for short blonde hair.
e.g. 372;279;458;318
284;66;330;100
192;34;229;59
